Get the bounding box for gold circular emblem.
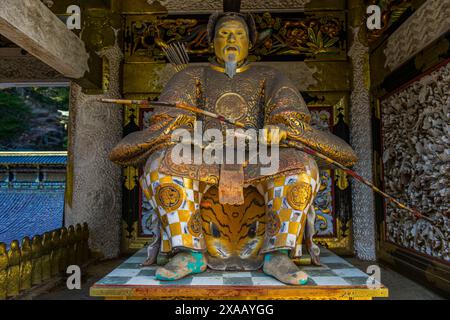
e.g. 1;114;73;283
266;210;281;237
188;210;202;237
215;93;248;121
286;182;312;211
155;183;185;212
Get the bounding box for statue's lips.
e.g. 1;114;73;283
224;46;240;53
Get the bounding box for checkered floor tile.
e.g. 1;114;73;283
94;247;380;287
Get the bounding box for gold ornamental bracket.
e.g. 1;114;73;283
335;169;349;190
333;96;349;126
124;166;139;191
78;55;111;95
38;2;123;93
78;8;122;94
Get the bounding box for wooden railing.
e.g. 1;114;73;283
0;223;90;299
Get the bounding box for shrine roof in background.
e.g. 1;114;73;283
0;151;67;247
0;189;64;247
0;152;67;165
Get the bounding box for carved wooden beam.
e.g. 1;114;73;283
0;48;67;84
0;0;102;90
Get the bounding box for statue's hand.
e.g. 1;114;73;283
261;125;287;145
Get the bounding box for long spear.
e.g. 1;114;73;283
101;98;430;222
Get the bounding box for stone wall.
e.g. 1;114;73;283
64;46;123;259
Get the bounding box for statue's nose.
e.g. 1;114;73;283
227;33;236;43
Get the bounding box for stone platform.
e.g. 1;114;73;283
90;247;388;300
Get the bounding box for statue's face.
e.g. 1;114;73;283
214;18;249;65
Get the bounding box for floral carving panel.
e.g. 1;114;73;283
124;12;346;62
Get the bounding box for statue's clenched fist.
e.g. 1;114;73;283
260;125;287;145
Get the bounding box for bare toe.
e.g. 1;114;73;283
263;251;309;285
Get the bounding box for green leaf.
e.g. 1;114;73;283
306;42;318;49
317;31;323;48
391;8;408;22
308;28;317;43
324;37;339;48
278;49;301;55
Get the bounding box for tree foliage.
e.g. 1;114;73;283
0;87;70;150
31;87;69;111
0;89;31;146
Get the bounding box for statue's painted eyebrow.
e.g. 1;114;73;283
219;28;246;32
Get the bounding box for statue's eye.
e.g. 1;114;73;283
210;222;221;238
247;222;257;238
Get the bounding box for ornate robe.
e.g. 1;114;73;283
110;64;357;195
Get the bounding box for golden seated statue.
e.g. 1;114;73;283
109;5;357;285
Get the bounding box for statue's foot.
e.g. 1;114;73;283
140;258;155;267
263;251;309;285
140;244;159;267
155;251;207;281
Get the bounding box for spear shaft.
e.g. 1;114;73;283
100;98;430;221
100;98;247;128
